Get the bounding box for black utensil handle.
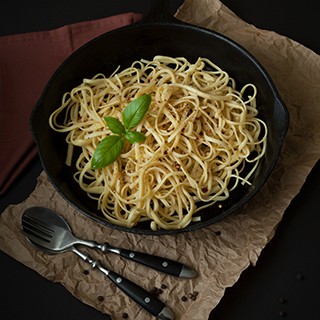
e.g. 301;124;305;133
108;270;172;319
119;249;191;278
73;247;174;319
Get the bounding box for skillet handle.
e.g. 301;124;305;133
140;0;181;24
274;97;290;136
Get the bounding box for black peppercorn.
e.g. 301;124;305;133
188;291;199;300
279;297;287;304
278;311;286;317
150;287;163;296
296;273;304;280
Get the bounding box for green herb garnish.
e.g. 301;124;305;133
91;94;151;169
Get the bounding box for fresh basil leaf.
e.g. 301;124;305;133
104;116;126;135
91;95;151;169
125;131;147;143
91;135;124;169
122;94;151;130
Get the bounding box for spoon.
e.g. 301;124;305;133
21;206;196;278
21;207;175;320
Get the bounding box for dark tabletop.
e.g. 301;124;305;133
1;1;319;319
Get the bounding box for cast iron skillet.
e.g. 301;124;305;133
30;1;289;235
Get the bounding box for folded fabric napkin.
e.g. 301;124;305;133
0;12;142;195
1;0;320;319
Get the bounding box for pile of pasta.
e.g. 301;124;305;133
49;56;267;230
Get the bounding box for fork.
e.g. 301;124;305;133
21;206;196;278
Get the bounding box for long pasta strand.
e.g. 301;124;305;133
49;56;267;230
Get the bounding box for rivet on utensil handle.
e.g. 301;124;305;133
118;248;197;279
107;270;174;320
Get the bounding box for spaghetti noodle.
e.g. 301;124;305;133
49;56;267;230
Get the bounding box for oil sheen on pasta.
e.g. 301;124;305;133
49;56;267;230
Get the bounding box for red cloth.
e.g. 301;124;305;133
0;13;143;195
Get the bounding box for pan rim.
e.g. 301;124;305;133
29;20;289;235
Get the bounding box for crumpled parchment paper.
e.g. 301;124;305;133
1;0;320;319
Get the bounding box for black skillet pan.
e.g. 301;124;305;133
30;1;289;235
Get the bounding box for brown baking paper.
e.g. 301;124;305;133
1;0;320;319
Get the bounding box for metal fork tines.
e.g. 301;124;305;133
22;214;54;245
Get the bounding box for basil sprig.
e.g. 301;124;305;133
91;94;151;169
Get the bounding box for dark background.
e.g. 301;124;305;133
1;1;319;319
